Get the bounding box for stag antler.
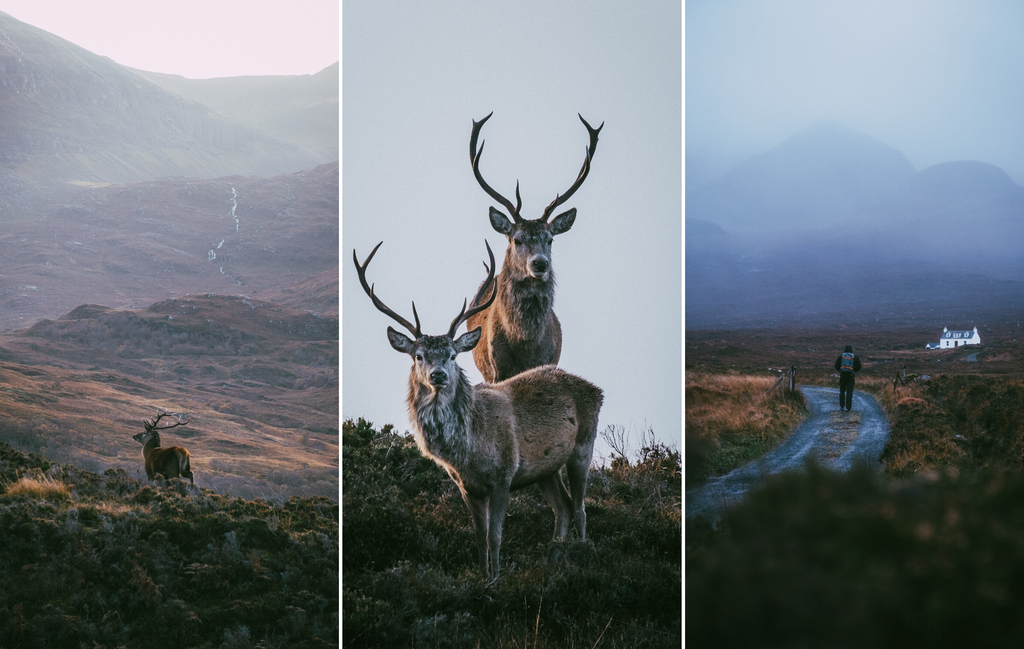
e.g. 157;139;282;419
353;242;423;338
470;112;523;222
447;241;497;338
540;114;603;222
143;410;189;431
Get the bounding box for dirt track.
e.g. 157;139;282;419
685;385;891;521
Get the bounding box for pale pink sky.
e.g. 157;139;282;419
2;0;338;78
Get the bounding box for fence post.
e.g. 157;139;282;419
788;366;795;392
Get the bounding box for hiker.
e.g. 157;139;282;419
834;345;862;411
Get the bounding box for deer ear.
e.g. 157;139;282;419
387;327;416;355
488;207;514;235
550;208;576;235
453;327;482;353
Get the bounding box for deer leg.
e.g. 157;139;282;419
536;472;573;538
566;445;595;540
488;486;510;579
462;491;491;577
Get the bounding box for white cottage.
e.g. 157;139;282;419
926;326;981;349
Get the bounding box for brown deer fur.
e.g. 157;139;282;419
133;421;194;485
466;112;602;382
356;242;604;579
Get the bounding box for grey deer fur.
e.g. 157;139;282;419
354;241;604;579
466;112;603;382
133;411;194;484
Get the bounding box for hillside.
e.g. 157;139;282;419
0;442;337;648
0;293;338;500
138;63;339;162
0;11;332;188
0;161;338;331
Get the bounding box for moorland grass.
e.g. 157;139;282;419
0;441;338;648
685;372;807;488
687;369;1024;645
342;418;681;648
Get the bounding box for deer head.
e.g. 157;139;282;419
134;411;190;445
353;241;497;391
470;112;602;281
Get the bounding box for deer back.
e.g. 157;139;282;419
476;365;602;489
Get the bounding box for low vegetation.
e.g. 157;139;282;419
342;418;681;648
685;372;807;488
686;324;1024;645
0;441;338;648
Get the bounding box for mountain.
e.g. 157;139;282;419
137;63;339;162
0;162;338;331
686;126;1024;330
0;11;332;188
688;123;916;232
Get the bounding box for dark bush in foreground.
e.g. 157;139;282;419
688;463;1024;647
342;418;681;648
0;442;338;648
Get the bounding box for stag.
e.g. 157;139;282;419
133;411;194;485
466;112;603;382
354;241;603;579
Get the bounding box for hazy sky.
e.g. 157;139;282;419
688;0;1024;186
342;2;682;460
2;0;338;78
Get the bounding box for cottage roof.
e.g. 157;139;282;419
942;326;979;338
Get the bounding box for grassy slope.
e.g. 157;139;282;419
686;324;1024;646
685;372;807;488
341;419;682;648
0;442;338;648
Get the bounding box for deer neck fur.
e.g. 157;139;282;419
497;266;556;341
407;365;475;469
141;431;162;456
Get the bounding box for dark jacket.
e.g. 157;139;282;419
835;352;862;374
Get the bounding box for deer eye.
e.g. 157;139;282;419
450;353;456;361
415;354;423;362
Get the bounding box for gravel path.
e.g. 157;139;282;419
686;385;891;521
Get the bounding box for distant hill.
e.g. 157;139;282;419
688;123;916;232
0;162;338;331
137;63;339;162
0;11;333;188
686;125;1024;330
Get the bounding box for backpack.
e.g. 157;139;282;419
840;352;855;373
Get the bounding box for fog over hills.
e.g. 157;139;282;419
687;125;1024;330
0;11;333;189
0;11;339;331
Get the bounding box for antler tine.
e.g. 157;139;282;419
541;113;604;222
353;242;422;338
470;113;523;222
447;240;498;338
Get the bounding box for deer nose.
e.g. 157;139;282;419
430;370;447;385
530;257;548;275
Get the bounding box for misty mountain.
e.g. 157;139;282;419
687;126;1024;330
688;123;916;232
137;63;339;162
0;11;332;189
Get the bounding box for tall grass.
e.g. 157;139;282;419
342;418;681;648
685;373;807;487
687;372;1024;645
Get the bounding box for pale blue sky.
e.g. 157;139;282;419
342;1;683;460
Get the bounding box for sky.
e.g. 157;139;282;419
1;0;338;78
341;2;683;461
687;0;1024;187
